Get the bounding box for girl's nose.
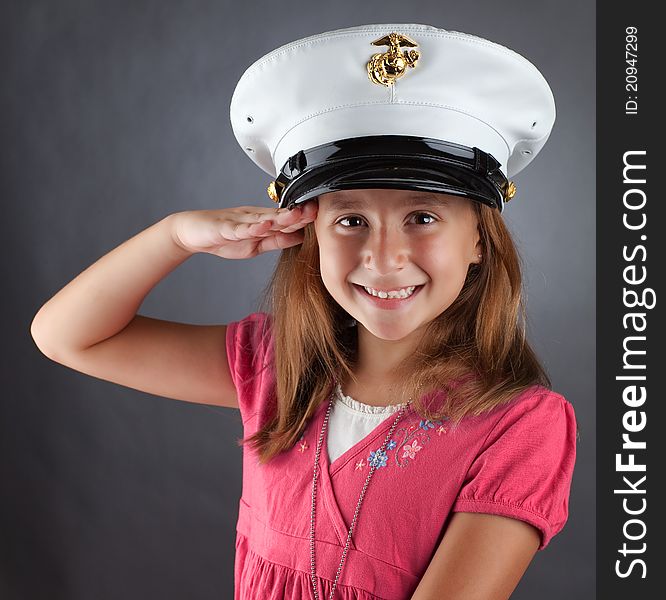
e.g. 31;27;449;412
362;226;409;275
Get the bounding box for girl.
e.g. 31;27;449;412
31;24;577;600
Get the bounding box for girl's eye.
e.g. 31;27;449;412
414;213;437;225
338;216;363;229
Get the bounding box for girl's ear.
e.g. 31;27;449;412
471;226;484;264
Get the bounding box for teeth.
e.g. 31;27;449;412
362;285;417;299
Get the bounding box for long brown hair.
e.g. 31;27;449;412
240;198;552;464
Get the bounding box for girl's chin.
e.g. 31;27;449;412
350;314;425;340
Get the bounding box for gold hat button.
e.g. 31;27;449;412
267;181;280;203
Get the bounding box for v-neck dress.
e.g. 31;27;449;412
327;384;405;464
226;312;577;600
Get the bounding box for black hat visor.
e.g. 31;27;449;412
273;135;509;212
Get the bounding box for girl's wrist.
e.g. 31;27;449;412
161;212;196;257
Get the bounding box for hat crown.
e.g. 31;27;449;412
230;23;556;207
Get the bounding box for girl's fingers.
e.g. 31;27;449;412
273;206;303;225
224;202;317;241
278;222;308;234
221;220;266;242
257;229;306;253
260;207;313;234
251;202;317;227
231;219;301;240
271;203;317;225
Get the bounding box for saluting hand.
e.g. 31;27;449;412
168;201;318;259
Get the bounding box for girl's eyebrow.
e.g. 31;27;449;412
323;194;450;211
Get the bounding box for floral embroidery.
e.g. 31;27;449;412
296;433;309;453
361;415;449;471
419;419;439;431
368;449;389;468
390;416;448;468
402;439;423;459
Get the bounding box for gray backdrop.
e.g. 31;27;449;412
1;1;595;598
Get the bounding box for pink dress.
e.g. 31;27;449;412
226;312;577;599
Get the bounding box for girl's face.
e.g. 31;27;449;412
314;188;483;342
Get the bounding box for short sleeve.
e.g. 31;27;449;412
225;311;274;425
452;389;577;550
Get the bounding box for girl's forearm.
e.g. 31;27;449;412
30;213;193;356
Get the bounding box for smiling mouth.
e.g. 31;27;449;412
353;283;425;300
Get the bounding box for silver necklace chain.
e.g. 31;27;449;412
309;387;412;600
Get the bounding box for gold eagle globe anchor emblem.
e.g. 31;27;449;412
367;32;420;87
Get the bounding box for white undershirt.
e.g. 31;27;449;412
327;383;405;464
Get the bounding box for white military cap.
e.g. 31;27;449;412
230;23;556;212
